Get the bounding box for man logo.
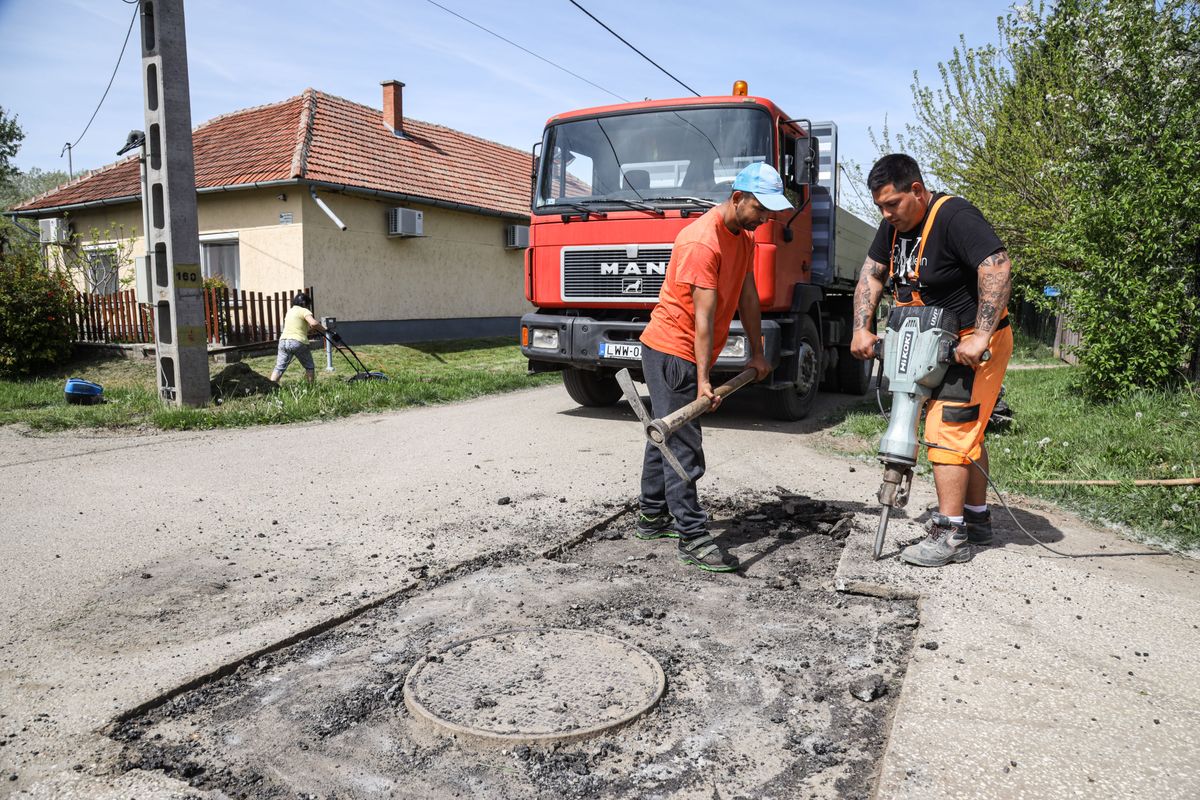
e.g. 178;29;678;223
622;277;643;294
601;261;666;276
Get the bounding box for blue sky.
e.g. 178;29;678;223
0;0;1011;192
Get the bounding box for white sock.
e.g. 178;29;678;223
965;504;988;514
947;515;965;525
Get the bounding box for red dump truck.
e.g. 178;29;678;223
519;82;875;419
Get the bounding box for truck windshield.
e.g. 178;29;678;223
535;106;773;213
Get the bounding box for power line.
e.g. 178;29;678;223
424;0;629;103
61;2;139;175
567;0;699;97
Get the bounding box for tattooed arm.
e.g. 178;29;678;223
850;256;889;359
955;250;1012;367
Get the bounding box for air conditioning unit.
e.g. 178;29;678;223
505;224;529;249
387;207;424;237
38;218;71;245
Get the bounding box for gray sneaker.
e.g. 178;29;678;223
899;513;972;567
634;511;679;540
964;507;993;545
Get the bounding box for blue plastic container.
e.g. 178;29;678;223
64;378;104;405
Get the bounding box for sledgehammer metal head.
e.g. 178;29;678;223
617;367;758;482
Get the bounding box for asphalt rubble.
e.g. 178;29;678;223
109;490;918;800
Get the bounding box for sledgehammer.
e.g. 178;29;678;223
616;367;757;482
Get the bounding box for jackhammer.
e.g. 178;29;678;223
870;306;988;560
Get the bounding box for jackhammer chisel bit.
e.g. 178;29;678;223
617;367;757;482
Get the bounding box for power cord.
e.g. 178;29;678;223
870;365;1164;558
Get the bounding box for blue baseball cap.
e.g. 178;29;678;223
732;162;793;211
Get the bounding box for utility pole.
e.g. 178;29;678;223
139;0;208;406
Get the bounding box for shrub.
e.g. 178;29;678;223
0;220;75;377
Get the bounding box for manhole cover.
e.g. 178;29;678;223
403;627;665;745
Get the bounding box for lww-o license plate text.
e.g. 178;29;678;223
601;343;642;360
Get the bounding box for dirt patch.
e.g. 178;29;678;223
111;491;916;799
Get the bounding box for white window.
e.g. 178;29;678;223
83;248;120;295
200;233;240;289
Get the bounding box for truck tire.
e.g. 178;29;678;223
836;346;874;395
769;315;821;421
562;366;621;407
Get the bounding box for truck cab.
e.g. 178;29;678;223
519;88;874;419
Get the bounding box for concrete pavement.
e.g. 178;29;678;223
837;491;1200;797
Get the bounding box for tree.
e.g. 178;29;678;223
1;167;70;211
899;0;1200;400
0;106;23;189
0;217;74;377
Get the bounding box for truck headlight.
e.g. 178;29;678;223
719;336;746;359
530;328;559;350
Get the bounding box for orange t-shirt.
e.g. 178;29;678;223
640;206;754;364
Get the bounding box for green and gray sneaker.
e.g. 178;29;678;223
964;507;993;546
677;532;739;572
634;512;680;540
899;513;972;567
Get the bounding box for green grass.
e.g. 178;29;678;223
0;338;558;432
1010;327;1057;364
827;365;1200;551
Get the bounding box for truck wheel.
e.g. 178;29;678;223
769;316;821;421
836;346;874;395
562;366;621;407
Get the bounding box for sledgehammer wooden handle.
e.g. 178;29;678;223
648;368;757;443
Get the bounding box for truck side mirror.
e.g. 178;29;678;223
796;136;818;186
529;141;541;207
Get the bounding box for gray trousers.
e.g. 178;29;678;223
639;344;707;535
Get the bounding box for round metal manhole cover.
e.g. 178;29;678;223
403;627;665;745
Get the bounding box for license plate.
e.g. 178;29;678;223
601;343;642;360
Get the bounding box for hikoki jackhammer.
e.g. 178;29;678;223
871;306;988;560
616;367;757;482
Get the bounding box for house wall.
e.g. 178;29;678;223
198;189;305;294
44;189;305;296
39;186;529;344
302;191;528;343
50;205;144;292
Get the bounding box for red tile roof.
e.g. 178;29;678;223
10;89;532;218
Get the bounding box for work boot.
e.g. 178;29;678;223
964;507;993;546
677;531;739;572
634;511;679;540
899;513;972;567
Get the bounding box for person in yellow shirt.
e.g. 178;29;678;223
270;292;328;384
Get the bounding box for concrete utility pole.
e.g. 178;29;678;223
139;0;208;406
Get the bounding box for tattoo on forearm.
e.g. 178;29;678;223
853;258;887;331
975;251;1012;333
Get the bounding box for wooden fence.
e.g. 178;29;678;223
73;286;314;346
73;289;154;344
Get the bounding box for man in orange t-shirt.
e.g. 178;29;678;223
635;162;788;572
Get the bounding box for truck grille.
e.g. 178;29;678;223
561;245;673;302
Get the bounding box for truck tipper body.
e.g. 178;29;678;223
519;87;876;419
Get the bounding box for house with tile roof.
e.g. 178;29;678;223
8;81;533;343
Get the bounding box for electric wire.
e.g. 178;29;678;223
62;2;139;161
839;163;873;214
423;0;628;102
567;0;700;97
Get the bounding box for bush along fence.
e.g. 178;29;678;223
73;286;314;346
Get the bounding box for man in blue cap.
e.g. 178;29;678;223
637;162;792;571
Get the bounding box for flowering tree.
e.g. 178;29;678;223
898;0;1200;399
